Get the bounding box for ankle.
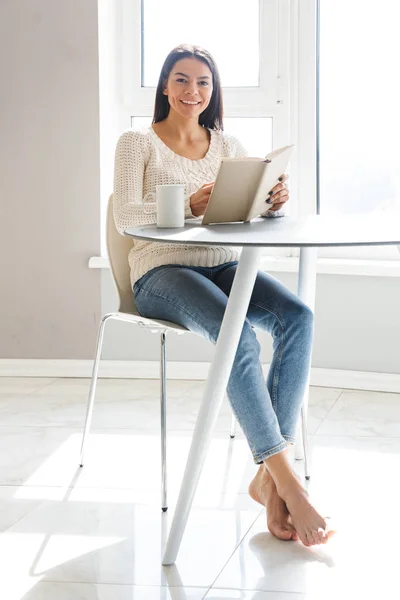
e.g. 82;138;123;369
277;477;305;501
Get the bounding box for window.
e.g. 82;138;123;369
317;0;400;259
123;0;289;115
141;0;260;88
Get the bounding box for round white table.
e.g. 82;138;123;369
125;213;400;565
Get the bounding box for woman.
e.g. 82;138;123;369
113;44;334;547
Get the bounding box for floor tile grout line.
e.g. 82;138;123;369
209;585;305;595
25;377;59;397
28;580;212;591
312;388;344;435
206;507;264;590
0;500;45;536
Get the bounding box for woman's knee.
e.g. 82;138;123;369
288;298;314;332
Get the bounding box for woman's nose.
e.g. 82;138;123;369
185;83;198;95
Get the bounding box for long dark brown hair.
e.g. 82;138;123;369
152;44;223;130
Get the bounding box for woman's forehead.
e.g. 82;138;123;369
171;57;212;77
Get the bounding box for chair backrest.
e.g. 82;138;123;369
106;194;136;314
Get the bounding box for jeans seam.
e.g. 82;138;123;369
135;288;218;343
249;300;287;412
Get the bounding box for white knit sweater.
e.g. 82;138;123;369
113;126;283;286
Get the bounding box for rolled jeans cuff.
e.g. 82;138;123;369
253;439;289;464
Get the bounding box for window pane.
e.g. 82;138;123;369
224;117;272;157
131;117;272;157
141;0;260;87
320;0;400;215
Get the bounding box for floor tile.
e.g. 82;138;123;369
0;377;55;398
306;386;342;434
0;425;259;499
0;492;259;588
0;377;236;433
0;486;44;532
4;581;208;600
1;378;399;600
0;380;341;436
214;434;400;596
315;388;400;437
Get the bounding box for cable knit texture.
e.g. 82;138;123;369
113;126;284;286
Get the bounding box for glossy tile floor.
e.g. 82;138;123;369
0;377;399;599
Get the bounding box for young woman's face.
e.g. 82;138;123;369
163;57;214;120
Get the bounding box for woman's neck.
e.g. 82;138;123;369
156;113;205;143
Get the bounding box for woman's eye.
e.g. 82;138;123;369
176;78;186;83
199;81;209;86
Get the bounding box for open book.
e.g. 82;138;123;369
201;144;294;225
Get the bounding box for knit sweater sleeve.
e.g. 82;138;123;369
113;130;155;235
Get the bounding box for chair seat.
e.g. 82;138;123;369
117;308;189;333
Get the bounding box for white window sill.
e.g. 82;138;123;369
89;256;400;277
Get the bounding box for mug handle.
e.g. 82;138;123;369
143;191;156;214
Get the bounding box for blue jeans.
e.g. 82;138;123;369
133;262;314;463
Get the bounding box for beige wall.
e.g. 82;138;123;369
0;0;101;358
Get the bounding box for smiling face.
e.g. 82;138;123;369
162;57;214;121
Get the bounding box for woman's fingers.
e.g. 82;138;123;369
270;182;286;195
269;174;289;196
269;201;286;211
270;188;288;202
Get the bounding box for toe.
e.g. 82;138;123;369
307;531;317;546
298;530;311;546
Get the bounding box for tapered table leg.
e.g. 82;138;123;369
162;246;263;566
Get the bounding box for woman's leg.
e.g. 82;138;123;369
214;264;335;546
134;264;334;545
134;264;287;462
213;263;313;445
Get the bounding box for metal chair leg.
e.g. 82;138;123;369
79;314;111;467
161;332;168;511
230;413;237;438
301;404;311;480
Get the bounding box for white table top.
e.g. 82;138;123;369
124;213;400;248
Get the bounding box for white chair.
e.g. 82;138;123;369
79;194;237;512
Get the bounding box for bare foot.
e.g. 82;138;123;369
278;481;336;547
249;466;299;541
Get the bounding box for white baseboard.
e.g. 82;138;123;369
0;359;399;393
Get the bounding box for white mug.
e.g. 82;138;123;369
143;184;185;228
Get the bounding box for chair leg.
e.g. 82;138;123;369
79;314;110;467
229;413;237;438
160;332;168;512
301;404;311;480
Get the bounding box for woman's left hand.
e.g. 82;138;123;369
267;173;289;211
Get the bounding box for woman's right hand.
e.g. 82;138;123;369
190;182;214;217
